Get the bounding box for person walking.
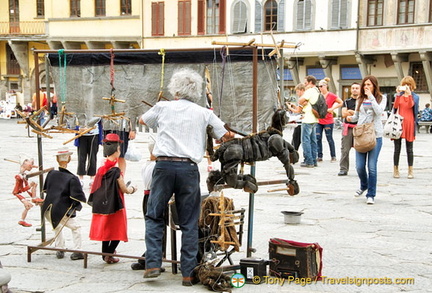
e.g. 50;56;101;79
139;68;233;286
338;82;360;176
347;75;387;205
42;147;87;260
316;77;343;162
88;133;137;264
299;75;319;168
392;76;419;179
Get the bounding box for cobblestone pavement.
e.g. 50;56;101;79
0;118;431;293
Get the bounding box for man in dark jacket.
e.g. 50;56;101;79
42;147;87;260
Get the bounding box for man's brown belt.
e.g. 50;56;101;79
156;156;193;163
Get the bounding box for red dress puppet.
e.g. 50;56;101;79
88;133;136;264
12;158;44;227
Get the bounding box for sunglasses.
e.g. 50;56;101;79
319;85;325;87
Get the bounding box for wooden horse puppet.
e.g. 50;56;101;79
206;109;300;195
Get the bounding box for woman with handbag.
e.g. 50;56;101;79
347;75;387;205
392;76;419;179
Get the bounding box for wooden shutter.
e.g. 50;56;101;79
178;1;191;35
198;0;205;35
219;0;226;34
152;2;164;36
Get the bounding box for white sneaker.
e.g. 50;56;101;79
366;197;374;205
355;189;366;197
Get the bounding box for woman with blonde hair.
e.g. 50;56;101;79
392;76;419;179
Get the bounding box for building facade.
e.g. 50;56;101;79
0;0;431;107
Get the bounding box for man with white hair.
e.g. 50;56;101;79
42;147;87;260
139;68;233;286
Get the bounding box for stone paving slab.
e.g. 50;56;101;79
0;118;431;292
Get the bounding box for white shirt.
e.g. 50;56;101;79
141;160;156;190
141;99;227;164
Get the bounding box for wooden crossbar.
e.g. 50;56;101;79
27;245;180;270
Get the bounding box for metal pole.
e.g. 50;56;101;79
247;46;258;257
34;50;45;242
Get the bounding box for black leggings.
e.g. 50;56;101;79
393;139;414;166
102;240;120;260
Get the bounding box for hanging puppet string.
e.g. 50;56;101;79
218;46;227;118
157;48;166;101
58;49;67;105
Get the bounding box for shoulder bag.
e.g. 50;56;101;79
383;108;404;139
353;122;376;153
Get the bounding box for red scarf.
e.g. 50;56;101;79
90;159;118;194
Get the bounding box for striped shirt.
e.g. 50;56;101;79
141;99;227;164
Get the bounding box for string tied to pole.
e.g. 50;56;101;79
109;49;116;113
218;46;228;118
58;49;67;105
157;48;166;101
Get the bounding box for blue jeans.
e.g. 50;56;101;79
145;160;201;277
355;137;383;198
301;123;317;165
316;123;336;158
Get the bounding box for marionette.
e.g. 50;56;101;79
42;147;87;260
207;109;300;195
12;156;44;227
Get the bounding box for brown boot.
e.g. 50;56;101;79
408;166;414;179
393;166;400;178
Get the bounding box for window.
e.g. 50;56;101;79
6;44;20;75
367;0;383;26
70;0;81;17
121;0;131;15
95;0;106;16
430;0;432;22
398;0;414;24
178;0;191;35
232;0;248;33
331;0;348;29
151;2;164;36
296;0;312;30
197;0;205;34
207;0;226;34
264;0;277;31
37;0;45;17
9;0;20;33
410;62;428;92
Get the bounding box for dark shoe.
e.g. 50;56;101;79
317;157;323;162
70;252;84;260
56;251;65;259
104;256;119;264
182;277;199;286
338;171;347;176
300;162;314;168
131;262;146;270
143;268;161;278
132;263;166;272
